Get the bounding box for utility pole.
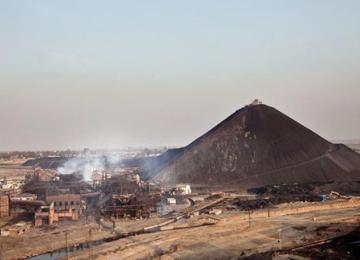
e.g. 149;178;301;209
248;211;251;228
65;231;69;260
88;228;92;259
278;228;282;250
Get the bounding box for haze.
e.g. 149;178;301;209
1;0;359;151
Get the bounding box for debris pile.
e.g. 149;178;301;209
153;104;360;188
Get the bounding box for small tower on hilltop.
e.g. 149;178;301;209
250;99;262;106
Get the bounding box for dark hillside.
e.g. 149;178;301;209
153;104;360;188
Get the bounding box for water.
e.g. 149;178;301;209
27;241;103;259
28;250;67;260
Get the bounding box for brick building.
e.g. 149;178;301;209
35;194;84;226
0;194;9;218
46;194;83;213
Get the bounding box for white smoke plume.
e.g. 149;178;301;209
57;154;123;181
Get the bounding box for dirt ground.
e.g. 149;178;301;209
0;219;110;259
1;199;360;259
0;215;171;259
65;206;360;260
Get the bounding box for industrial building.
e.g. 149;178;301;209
0;194;9;218
34;194;84;226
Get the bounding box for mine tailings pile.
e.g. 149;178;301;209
152;103;360;189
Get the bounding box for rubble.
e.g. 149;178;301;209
0;222;31;236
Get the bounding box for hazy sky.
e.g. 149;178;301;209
1;0;360;151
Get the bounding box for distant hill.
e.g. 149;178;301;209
22;156;69;169
152;103;360;189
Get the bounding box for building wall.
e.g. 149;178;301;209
0;195;10;218
46;194;82;212
34;203;58;226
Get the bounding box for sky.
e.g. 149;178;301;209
0;0;360;151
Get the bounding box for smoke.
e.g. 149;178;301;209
57;154;123;181
56;148;165;181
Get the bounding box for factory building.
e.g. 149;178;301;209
0;194;10;218
34;194;84;226
46;194;83;213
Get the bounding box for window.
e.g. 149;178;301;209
65;201;68;206
70;201;74;206
59;202;63;206
54;202;57;206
